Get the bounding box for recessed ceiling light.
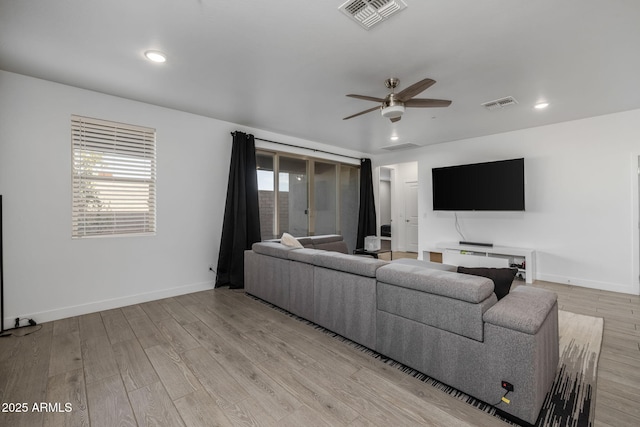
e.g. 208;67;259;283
144;50;167;63
390;135;399;141
534;102;549;109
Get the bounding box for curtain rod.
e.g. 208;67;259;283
230;132;362;162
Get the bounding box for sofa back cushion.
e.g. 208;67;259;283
251;242;298;259
313;251;387;277
391;258;457;272
297;237;314;248
262;234;347;253
376;263;495;303
309;234;348;253
376;263;497;341
288;248;324;263
377;281;496;341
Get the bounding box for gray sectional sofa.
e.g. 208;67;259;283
244;235;559;424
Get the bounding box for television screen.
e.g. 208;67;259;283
432;158;525;211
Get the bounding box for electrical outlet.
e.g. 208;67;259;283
501;381;514;392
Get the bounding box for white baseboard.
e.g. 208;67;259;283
536;273;638;295
2;281;215;327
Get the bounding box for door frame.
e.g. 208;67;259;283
404;180;419;253
376;162;418;253
633;153;640;295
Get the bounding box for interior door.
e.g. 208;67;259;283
379;167;393;252
404;181;419;253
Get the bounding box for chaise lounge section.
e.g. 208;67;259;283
376;262;559;424
244;235;558;424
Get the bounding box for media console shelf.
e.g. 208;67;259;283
431;242;536;284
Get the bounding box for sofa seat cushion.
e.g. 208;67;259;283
251;242;298;259
313;251;387;277
376;263;495;304
483;286;558;335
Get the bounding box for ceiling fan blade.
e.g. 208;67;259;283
346;94;386;103
343;106;380;120
396;78;436;101
404;98;452;108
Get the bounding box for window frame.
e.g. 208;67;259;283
71;115;157;238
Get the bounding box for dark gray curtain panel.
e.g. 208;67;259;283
215;131;261;289
356;158;377;250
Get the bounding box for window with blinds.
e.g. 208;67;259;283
71;115;156;238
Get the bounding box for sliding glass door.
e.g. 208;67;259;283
256;150;359;249
340;165;359;253
278;156;308;237
256;152;277;240
257;153;309;239
313;161;337;235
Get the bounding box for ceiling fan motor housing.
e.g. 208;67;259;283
381;93;405;119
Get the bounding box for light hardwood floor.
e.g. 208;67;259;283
0;280;638;427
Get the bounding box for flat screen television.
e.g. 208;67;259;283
432;158;525;211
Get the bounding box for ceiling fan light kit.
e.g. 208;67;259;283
381;104;405;119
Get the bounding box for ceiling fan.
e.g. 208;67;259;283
343;77;452;123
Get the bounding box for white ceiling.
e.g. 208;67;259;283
1;0;639;154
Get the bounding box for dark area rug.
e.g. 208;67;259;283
248;295;603;426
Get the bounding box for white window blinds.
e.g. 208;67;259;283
72;115;156;238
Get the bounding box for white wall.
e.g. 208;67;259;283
3;70;637;327
373;109;640;295
0;71;363;324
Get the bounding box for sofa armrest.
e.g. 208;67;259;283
483;286;557;335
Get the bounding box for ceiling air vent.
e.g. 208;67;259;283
481;96;519;111
339;0;408;30
381;142;420;151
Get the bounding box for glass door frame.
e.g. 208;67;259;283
256;149;352;238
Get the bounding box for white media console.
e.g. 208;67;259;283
427;242;536;284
